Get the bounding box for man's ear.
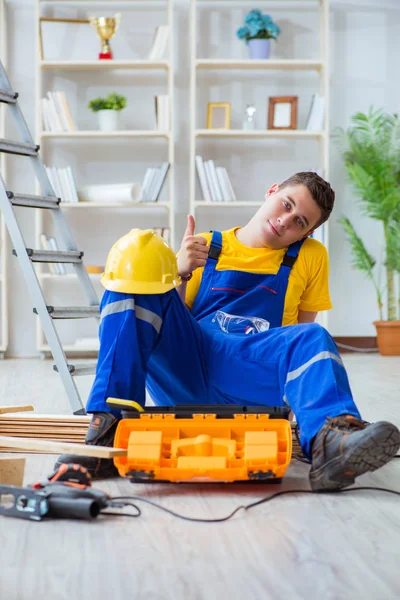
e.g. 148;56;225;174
265;183;280;200
303;229;314;239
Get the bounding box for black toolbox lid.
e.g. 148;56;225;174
119;404;290;420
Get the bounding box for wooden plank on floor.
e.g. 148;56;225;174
0;418;89;425
0;438;86;443
0;436;126;458
0;405;34;414
0;449;74;455
0;414;91;422
0;427;88;435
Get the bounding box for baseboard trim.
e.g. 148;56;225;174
333;336;378;353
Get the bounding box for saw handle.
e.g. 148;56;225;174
43;482;110;520
47;495;100;520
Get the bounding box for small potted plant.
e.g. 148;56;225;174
336;108;400;355
88;92;127;132
237;9;280;60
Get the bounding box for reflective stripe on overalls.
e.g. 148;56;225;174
86;230;361;458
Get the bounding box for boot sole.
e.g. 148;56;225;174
309;422;400;491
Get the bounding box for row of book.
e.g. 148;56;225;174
155;95;170;131
148;25;169;60
45;163;170;204
45;166;79;203
41;91;76;133
140;162;170;202
195;156;237;202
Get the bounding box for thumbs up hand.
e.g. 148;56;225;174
177;215;209;279
184;214;196;238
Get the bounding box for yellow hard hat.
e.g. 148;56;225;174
101;229;181;294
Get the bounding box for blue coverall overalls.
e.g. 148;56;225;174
87;231;361;458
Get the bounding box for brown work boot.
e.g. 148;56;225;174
53;412;120;479
309;415;400;491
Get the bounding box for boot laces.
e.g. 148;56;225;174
314;416;367;463
327;416;366;432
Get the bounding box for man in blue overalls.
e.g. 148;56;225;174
56;172;400;489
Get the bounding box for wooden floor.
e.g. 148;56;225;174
0;355;399;600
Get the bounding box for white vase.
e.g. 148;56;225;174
97;110;120;132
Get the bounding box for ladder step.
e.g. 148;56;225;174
53;363;97;376
0;89;18;104
34;306;100;319
0;138;39;157
12;248;83;263
7;191;60;209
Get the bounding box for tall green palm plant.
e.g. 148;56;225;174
336;108;400;321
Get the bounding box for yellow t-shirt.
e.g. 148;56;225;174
185;227;332;326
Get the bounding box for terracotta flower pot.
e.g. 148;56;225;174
373;320;400;355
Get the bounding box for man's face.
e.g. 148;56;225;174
253;183;323;249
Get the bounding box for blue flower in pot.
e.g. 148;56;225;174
237;9;281;59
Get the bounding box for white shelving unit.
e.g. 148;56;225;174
40;59;170;71
189;0;330;241
54;201;171;209
196;59;324;71
189;0;330;328
41;131;170;138
0;0;9;357
196;129;325;139
35;0;175;355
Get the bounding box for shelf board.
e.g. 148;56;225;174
59;202;171;209
194;201;263;208
40;60;169;71
40;273;102;280
196;59;323;71
41;130;170;139
196;129;325;139
40;0;167;4
196;0;319;3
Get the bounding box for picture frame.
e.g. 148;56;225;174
39;17;91;61
267;96;298;130
207;102;231;130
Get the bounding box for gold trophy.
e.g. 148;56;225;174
89;14;121;60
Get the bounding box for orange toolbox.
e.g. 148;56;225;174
108;400;292;483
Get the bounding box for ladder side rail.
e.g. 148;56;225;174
0;174;84;412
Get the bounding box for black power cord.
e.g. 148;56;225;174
102;485;400;524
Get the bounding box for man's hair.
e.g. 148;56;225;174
279;171;335;228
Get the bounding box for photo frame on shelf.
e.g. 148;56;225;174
267;96;298;130
39;18;91;61
207;102;231;130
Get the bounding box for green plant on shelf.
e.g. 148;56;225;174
88;93;127;112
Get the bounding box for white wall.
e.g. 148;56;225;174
1;0;399;357
329;0;400;335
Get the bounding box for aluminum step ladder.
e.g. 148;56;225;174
0;60;99;414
